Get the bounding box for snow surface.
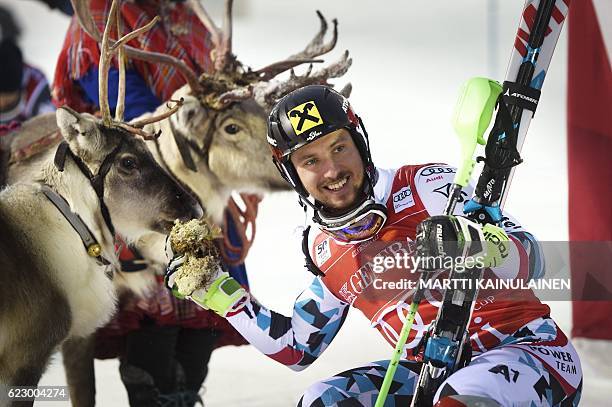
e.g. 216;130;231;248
1;0;609;405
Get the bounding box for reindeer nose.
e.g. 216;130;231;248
174;185;203;219
191;202;204;219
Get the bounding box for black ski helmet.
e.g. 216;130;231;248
267;85;376;198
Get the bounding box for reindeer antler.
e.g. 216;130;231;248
113;99;184;140
71;0;202;93
188;0;235;73
264;50;352;101
192;9;351;110
74;1;351;113
253;11;338;81
72;0;185;139
130;99;184;130
218;51;353;109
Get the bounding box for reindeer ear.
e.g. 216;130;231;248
56;106;104;160
56;106;103;142
172;95;209;133
56;106;99;141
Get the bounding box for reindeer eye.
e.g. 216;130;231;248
120;157;138;171
224;123;241;135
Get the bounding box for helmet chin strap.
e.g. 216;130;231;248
315;193;367;222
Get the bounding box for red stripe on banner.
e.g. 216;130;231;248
568;0;612;340
517;28;530;43
513;4;538;57
514;3;557;56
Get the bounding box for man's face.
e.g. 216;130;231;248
290;128;365;211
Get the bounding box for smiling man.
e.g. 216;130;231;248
291;128;365;210
166;85;582;406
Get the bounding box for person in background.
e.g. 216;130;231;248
32;0;74;16
0;6;55;187
0;6;54;125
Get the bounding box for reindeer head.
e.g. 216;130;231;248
166;89;286;193
173;2;353;195
71;0;352;196
55;107;201;241
58;0;202;242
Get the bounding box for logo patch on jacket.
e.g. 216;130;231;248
392;186;415;213
315;238;332;265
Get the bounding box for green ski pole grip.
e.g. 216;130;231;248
451;77;502;186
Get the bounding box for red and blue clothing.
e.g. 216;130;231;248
52;0;213;113
221;165;582;406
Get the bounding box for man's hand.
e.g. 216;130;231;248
164;248;188;299
164;237;246;317
415;215;509;270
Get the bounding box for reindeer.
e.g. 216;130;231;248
0;4;202;406
5;1;352;404
8;0;352;257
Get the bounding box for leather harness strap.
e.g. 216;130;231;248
170;112;218;172
54;140;122;238
40;184;111;266
46;139;129;273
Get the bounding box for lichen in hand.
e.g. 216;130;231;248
169;218;222;296
169;218;221;254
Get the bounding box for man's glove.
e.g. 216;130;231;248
415;215;509;271
164;250;188;299
164;237;246;317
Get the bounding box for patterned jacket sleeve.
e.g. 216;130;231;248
225;277;349;371
412;163;545;281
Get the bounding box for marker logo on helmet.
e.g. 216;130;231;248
287;101;324;135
